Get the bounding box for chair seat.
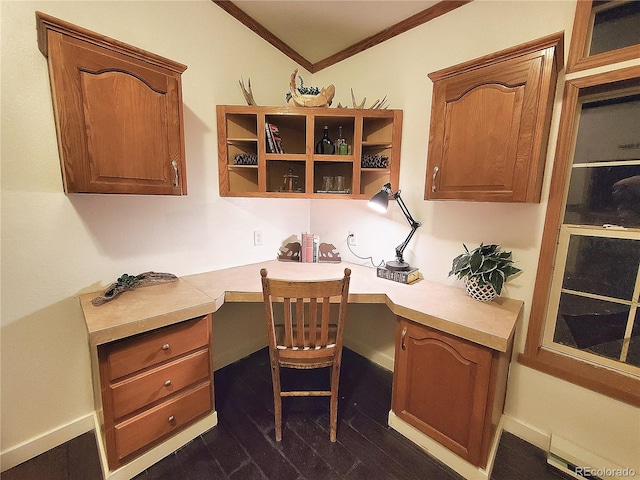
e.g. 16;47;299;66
275;324;337;369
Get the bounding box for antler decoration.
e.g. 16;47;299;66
345;88;389;109
239;76;257;106
351;88;366;109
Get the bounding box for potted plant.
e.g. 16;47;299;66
449;244;521;302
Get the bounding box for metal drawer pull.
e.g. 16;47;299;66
431;166;439;192
164;380;172;387
168;415;175;423
401;326;407;351
162;343;170;351
171;160;179;187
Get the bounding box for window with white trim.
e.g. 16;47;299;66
521;0;640;405
542;91;640;375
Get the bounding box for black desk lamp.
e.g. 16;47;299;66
368;183;422;271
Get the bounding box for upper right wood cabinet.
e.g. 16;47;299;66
425;33;563;203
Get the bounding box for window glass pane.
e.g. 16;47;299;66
566;93;640;227
554;292;629;362
590;1;640;56
564;164;640;227
561;235;640;300
573;94;640;165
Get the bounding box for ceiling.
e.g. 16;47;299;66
214;1;468;72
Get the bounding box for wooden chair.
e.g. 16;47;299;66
260;267;351;442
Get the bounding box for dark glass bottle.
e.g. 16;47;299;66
315;125;335;154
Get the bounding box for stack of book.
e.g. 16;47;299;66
301;232;320;262
266;123;284;153
376;266;420;284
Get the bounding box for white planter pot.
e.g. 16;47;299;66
464;277;497;302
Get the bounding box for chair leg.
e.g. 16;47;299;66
329;364;341;442
270;360;283;441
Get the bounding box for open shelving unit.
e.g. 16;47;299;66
217;105;402;199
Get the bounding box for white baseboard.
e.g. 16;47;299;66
96;411;218;480
547;434;630;480
388;411;503;480
1;339;260;474
0;413;95;472
501;415;551;451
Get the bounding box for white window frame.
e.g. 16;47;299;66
542;224;640;374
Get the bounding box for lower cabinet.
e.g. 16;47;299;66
97;315;214;470
392;317;511;468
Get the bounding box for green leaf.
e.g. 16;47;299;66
492;274;504;295
469;251;483;273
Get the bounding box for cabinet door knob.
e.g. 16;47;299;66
162;343;170;351
401;326;408;351
431;166;439;192
171;160;179;187
164;380;172;387
168;415;176;424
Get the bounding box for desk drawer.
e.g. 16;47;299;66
114;381;212;462
110;348;210;419
105;315;209;380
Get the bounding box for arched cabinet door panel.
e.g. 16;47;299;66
392;318;513;468
426;32;563;203
37;12;188;195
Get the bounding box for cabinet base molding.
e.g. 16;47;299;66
94;411;218;480
388;411;503;480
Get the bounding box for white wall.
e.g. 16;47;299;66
2;0;638;475
0;0;308;469
311;0;639;473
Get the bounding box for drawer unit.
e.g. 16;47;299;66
110;349;210;419
98;315;213;470
114;382;212;462
104;314;210;381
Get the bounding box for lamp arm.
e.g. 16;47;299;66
393;191;422;263
394;224;419;263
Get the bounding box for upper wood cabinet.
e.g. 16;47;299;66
217;105;402;199
36;12;188;195
425;33;563;203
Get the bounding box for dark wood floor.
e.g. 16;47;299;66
4;347;571;480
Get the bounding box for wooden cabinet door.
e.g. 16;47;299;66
392;319;493;466
38;13;187;195
426;33;562;202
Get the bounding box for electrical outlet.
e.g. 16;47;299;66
348;231;357;246
254;230;263;246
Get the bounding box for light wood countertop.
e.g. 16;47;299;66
80;260;523;352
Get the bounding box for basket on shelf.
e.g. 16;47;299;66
361;154;388;169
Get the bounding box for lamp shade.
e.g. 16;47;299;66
368;185;391;213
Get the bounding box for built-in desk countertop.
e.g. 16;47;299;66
80;260;522;352
79;260;523;479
